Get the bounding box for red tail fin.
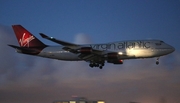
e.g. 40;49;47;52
12;25;46;47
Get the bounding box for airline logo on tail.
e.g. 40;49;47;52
19;33;35;47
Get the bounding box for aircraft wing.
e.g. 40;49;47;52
40;33;79;47
40;33;104;54
39;33;124;63
40;33;108;59
40;33;83;53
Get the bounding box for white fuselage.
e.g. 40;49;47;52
37;40;175;61
11;25;175;68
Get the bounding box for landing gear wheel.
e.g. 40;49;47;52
101;63;104;66
99;66;103;69
156;61;159;65
156;57;159;65
89;61;105;69
89;64;94;68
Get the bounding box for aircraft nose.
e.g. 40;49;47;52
169;45;175;53
171;46;175;52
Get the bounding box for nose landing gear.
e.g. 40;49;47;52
156;57;159;65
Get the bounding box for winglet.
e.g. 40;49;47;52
39;33;50;39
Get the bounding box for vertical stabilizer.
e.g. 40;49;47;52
12;25;46;47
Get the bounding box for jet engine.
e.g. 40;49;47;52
107;53;123;64
107;59;123;64
78;47;92;54
107;53;119;59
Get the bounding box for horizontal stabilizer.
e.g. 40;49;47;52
8;44;22;49
8;44;44;55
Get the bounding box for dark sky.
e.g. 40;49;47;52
0;0;180;103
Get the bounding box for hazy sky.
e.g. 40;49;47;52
0;0;180;103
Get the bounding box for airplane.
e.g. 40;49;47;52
8;25;175;69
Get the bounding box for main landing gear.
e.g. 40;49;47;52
156;57;159;65
89;62;104;69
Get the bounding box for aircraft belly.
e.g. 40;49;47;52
38;47;80;61
127;49;154;58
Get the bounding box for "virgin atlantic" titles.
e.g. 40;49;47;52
90;41;150;50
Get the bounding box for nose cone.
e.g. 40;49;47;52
167;44;175;53
171;46;175;53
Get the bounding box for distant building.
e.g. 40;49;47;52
53;97;105;103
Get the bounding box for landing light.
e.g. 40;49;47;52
118;52;123;55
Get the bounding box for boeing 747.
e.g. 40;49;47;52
9;25;175;69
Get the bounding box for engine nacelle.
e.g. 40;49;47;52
107;53;118;59
107;59;123;64
107;53;123;64
78;47;92;54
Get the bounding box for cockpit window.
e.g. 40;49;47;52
160;41;164;43
155;41;162;46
